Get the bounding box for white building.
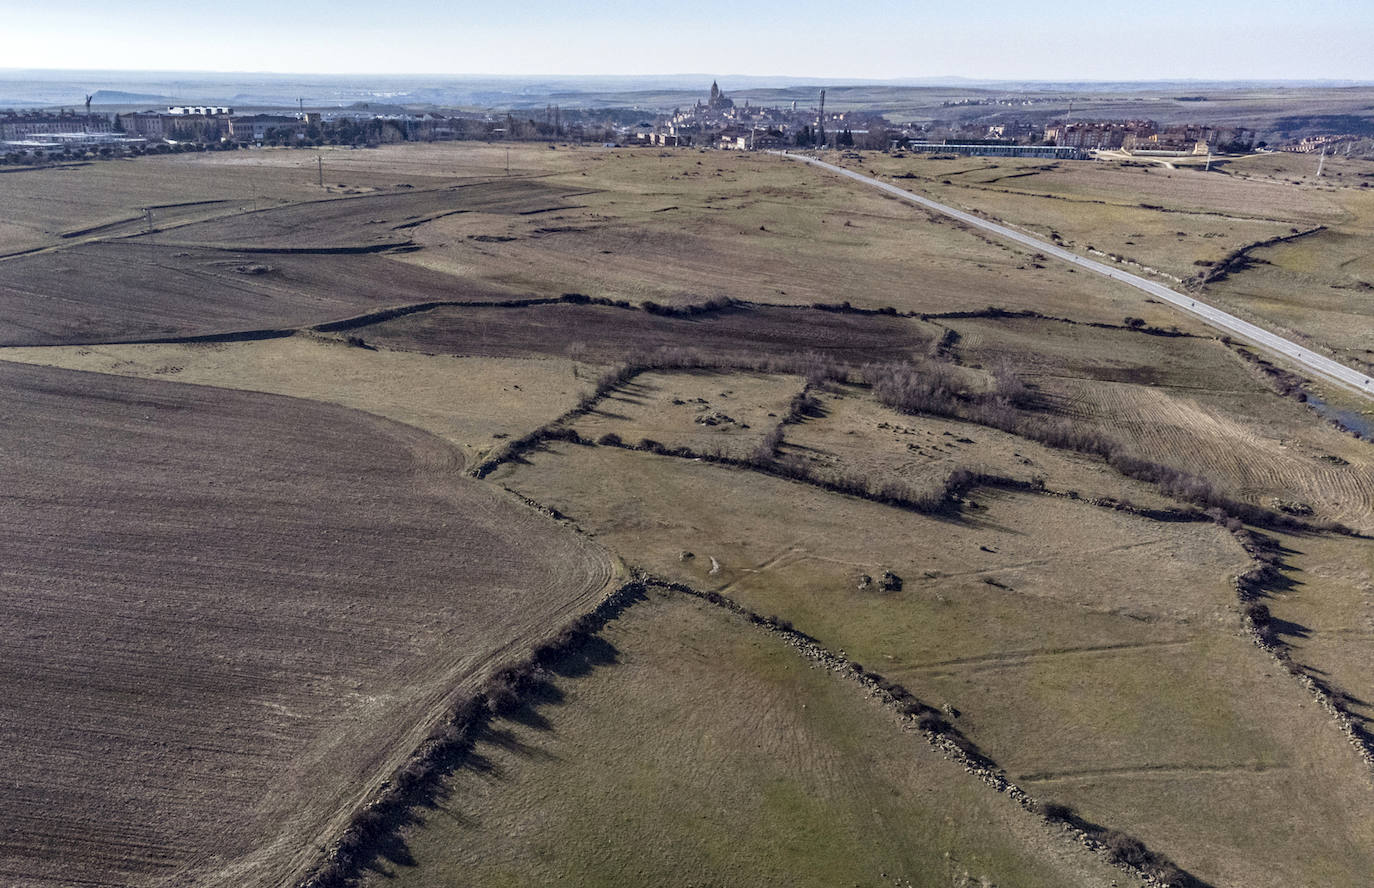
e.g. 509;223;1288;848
167;106;232;116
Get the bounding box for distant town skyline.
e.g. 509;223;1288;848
2;0;1370;82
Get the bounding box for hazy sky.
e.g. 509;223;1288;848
2;0;1370;81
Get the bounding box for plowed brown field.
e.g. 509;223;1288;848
0;362;613;888
0;243;522;346
355;301;932;364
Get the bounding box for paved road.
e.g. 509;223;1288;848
776;152;1374;400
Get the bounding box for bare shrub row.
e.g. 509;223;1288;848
300;579;647;888
862;360;1350;534
1225;523;1374;773
1035;802;1206;888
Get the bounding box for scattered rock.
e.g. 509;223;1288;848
679;550;695;561
879;570;902;592
1269;497;1314;516
695;411;737;427
857;574;873;590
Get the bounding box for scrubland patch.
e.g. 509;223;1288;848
397;148;1178;324
785;381;1180;511
837;148;1374;369
1206;228;1374;366
947;315;1252;388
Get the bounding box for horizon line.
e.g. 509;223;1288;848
2;67;1373;87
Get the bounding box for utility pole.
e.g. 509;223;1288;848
84;94;93;131
143;207;153;232
317;154;324;187
299;97;304;116
506;147;510;175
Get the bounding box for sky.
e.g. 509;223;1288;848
2;0;1370;81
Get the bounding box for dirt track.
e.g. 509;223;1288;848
0;361;613;888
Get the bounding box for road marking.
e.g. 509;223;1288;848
774;152;1374;401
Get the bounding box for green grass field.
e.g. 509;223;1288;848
363;589;1126;888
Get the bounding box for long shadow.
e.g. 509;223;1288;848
1267;616;1312;643
1046;809;1216;888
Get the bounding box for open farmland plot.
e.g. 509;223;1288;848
0;154;373;256
0;336;592;463
499;443;1374;888
355;300;934;364
0;243;529;346
364;589;1127;888
0;361;613;888
394;149;1187;327
0;146;489;256
834;149;1374;370
845;151;1343;280
141;178;591;251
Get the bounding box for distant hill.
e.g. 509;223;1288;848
91;89;174;105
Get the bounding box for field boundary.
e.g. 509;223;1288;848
1231;528;1374;778
1187;225;1327;289
297;575;648;888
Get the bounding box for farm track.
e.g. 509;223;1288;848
900;638;1200;673
1017;762;1287;784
